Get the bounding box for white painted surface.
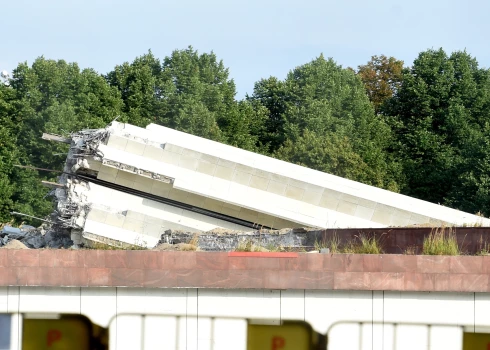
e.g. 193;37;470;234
0;287;488;349
143;123;489;226
65;121;490;247
90;122;490;229
67;179;250;248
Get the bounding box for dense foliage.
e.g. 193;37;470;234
1;46;489;224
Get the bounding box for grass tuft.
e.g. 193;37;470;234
235;239;258;252
314;232;340;253
404;245;417;255
343;233;383;254
422;226;460;255
477;235;490;256
235;239;270;252
189;234;199;247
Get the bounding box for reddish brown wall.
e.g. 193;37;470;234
308;227;490;254
1;249;490;292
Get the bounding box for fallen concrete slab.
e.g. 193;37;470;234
38;121;490;249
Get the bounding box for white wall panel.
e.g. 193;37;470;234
18;287;81;314
383;292;474;325
3;287;490;349
0;287;7;313
280;289;305;322
80;287;116;327
305;290;373;334
197;289;280;321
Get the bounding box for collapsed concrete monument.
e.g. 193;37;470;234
42;121;489;248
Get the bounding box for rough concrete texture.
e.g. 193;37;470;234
0;225;73;249
1;239;28;249
157;228;309;251
154;226;490;254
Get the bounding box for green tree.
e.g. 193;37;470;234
275;129;385;185
106;51;164;127
172;97;223;140
253;55;400;190
247;77;289;152
1;57;124;223
107;47;267;152
0;83;16;223
385;49;490;213
11;57;124;171
160;47;258;148
0;80;52;224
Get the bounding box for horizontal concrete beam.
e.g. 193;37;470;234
41;133;71;144
41;180;64;188
0;250;488;292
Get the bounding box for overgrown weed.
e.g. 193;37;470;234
343;233;383;254
422;226;460;255
314;232;340;253
235;239;262;252
477;235;490;256
404;245;417;255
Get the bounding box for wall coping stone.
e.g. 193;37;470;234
0;250;488;292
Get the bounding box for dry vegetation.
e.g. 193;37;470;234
343;234;384;254
477;235;490;256
314;232;384;254
422;226;460;255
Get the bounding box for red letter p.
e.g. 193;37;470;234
271;336;285;350
47;329;62;347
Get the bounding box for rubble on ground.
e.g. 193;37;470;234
156;228;309;251
0;224;313;251
2;239;29;249
153;243;198;251
0;225;73;249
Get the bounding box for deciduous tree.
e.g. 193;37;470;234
386;49;490;214
357;55;404;113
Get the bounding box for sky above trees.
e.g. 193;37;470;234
2;0;489;98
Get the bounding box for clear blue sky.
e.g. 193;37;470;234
2;0;489;98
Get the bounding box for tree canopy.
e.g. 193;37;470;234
1;47;490;224
384;49;490;214
251;55;400;190
357;55;404;114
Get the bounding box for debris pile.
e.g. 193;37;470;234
0;225;73;249
156;228;310;251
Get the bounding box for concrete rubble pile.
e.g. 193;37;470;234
0;225;72;249
157;228;309;251
13;121;490;250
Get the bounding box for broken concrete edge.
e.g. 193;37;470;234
50;128;109;236
41;133;71;144
42;127;177;250
1;250;489;292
